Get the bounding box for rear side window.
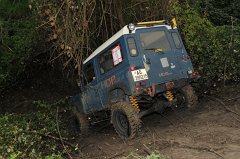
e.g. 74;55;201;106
171;32;182;48
99;44;123;74
127;38;138;56
83;62;95;84
140;31;171;52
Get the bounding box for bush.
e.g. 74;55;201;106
0;99;75;158
172;2;240;88
0;0;38;88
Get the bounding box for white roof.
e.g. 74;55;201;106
83;24;172;64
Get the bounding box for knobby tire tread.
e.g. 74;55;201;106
73;108;89;135
182;84;198;110
111;102;141;139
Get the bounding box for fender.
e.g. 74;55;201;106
68;94;86;114
108;83;131;104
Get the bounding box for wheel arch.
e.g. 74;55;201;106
108;83;131;104
68;94;86;114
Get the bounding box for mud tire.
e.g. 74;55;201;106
111;102;141;139
177;84;198;110
72;108;89;135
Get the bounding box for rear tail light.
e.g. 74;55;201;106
140;82;146;86
188;70;199;77
130;66;135;71
192;70;199;77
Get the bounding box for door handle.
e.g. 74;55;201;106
143;55;151;65
146;58;151;64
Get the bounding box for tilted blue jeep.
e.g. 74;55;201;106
69;19;199;139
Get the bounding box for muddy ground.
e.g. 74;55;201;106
1;82;240;159
77;85;240;159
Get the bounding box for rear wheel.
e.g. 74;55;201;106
176;84;198;110
111;102;141;139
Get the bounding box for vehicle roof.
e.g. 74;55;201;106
83;24;172;64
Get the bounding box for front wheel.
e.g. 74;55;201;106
111;102;141;139
176;84;198;110
72;108;89;135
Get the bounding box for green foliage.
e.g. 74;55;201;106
199;0;240;26
0;0;238;90
172;2;240;87
0;0;38;87
0;99;74;158
145;151;165;159
0;0;31;19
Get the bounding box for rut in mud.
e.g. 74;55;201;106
76;85;240;159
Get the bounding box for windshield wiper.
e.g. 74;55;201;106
144;48;163;53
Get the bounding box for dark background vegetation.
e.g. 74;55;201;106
0;0;239;158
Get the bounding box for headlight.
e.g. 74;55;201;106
128;23;135;32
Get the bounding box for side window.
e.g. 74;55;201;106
171;32;182;49
83;62;96;84
127;38;138;56
99;44;123;74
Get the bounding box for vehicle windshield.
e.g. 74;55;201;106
140;30;171;53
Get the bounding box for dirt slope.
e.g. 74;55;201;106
78;86;240;159
1;82;239;159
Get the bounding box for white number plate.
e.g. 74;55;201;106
131;69;148;82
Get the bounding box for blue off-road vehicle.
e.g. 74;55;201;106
69;19;199;139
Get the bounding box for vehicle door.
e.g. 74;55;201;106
170;30;194;77
136;27;185;84
80;61;103;113
96;42;128;106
